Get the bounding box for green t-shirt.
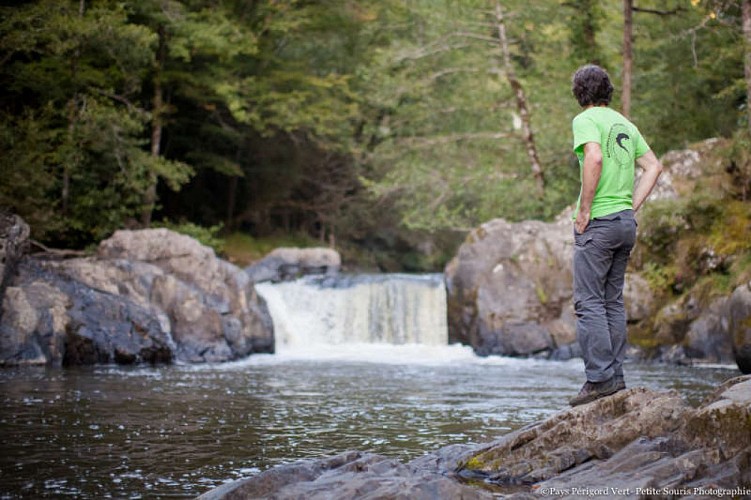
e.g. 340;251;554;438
572;106;650;219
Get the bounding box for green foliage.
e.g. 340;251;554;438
641;262;678;293
637;183;751;298
725;129;751;199
565;0;605;66
222;232;320;267
0;109;61;239
0;0;749;270
357;0;583;231
155;220;225;254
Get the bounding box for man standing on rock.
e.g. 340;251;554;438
569;64;663;406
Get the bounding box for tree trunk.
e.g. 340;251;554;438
63;0;86;215
622;0;633;118
63;99;75;215
744;0;751;133
142;25;166;228
226;175;238;230
494;1;545;196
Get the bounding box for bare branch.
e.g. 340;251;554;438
92;89;144;114
394;33;473;63
396;132;516;148
494;1;545;196
451;31;498;44
632;6;683;16
30;239;88;258
424;67;486;82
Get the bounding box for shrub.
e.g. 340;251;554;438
155;220;225;254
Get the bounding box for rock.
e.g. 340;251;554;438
729;281;751;374
623;273;653;323
0;280;68;366
648;293;734;365
245;247;341;283
684;296;733;363
1;261;174;366
458;376;751;496
445;218;653;358
458;388;689;484
0;213;30;320
637;138;723;202
445;218;573;357
1;228;274;366
197;451;493;500
79;229;273;362
199;378;751;500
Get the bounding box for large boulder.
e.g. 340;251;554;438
0;228;274;366
445;217;651;357
0;278;69;366
729;281;751;373
0;213;30;319
84;229;273;362
245;247;341;283
458;375;751;496
445;218;573;356
636;137;723;202
645;292;735;365
1;262;174;366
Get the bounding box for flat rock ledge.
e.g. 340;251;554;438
200;376;751;499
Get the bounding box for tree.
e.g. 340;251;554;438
494;0;545;195
623;0;634;117
0;0;183;244
744;0;751;131
356;0;573;233
565;0;605;65
126;0;256;227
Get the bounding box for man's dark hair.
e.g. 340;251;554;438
572;64;613;107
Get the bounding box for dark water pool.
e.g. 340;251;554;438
0;345;740;498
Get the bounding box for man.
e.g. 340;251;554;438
569;64;663;407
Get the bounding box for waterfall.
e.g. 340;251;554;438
255;274;448;353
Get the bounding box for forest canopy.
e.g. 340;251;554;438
1;0;748;270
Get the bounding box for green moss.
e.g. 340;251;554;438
535;282;548;305
222;232;319;267
464;455;486;470
641;262;678;295
628;328;661;349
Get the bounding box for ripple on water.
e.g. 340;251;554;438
0;355;740;498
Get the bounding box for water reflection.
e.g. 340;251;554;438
0;352;739;498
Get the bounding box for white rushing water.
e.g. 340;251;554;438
256;274;448;354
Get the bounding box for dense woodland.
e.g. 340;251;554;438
1;0;750;271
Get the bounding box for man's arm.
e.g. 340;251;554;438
633;150;664;212
575;142;603;234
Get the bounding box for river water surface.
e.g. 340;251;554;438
0;345;740;499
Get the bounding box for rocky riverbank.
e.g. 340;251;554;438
198;375;751;499
2;138;751;371
446;138;751;373
0;226;275;365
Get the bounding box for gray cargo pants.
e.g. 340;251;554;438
573;209;637;383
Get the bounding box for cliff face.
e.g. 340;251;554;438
446;138;751;373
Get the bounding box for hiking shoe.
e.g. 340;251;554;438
569;377;619;407
614;375;626;392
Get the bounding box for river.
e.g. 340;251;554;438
0;274;743;498
0;348;739;499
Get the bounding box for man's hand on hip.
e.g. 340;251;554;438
575;210;590;235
